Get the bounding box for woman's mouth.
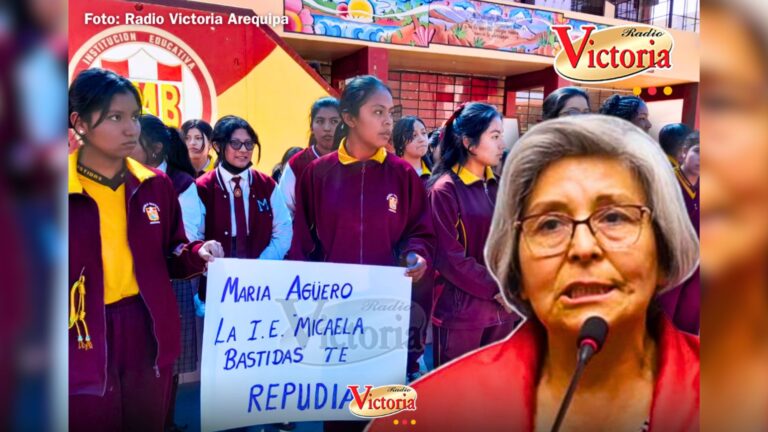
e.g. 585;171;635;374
560;282;617;304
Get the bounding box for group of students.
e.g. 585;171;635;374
67;66;699;432
542;86;700;333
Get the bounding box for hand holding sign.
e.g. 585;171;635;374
404;252;427;282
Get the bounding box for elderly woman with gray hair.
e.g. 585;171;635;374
366;115;699;432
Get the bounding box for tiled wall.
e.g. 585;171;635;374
388;70;505;131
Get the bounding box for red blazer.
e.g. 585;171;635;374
196;167;276;259
366;316;699;432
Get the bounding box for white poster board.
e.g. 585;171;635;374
200;259;412;431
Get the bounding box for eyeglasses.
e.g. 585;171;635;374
515;205;652;258
228;139;256;151
558;108;591;117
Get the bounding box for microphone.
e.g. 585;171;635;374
550;316;609;432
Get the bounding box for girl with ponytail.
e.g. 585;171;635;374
428;102;519;367
68;69;222;431
599;94;653;133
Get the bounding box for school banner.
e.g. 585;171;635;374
200;259;412;430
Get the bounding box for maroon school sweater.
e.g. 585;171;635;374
429;166;517;329
68;152;205;396
287;146;319;182
288;143;434;267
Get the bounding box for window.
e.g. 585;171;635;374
614;0;699;32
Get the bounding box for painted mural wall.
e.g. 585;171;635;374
284;0;605;56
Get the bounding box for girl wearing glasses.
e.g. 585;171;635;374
542;86;591;120
427;102;519;367
195;115;292;302
68;69;223;431
368;115;699;431
278;96;341;216
182;119;216;177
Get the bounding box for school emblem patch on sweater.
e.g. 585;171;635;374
143;203;161;224
386;194;398;214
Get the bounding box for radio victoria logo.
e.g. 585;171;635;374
551;24;674;83
347;384;417;418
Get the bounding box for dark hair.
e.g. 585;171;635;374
682;130;699;150
272;146;303;182
211;115;261;162
181;119;213;142
392;116;426;157
599;94;646;121
138;114;196;177
333;75;393;149
541;87;590;120
429;102;502;186
423;128;443;168
308;97;341;147
68;68;142;133
658;123;693;157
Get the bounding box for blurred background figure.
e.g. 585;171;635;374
701;0;768;430
1;0;67;430
271;146;302;182
599;94;653;133
182;119;216;178
541;86;591;120
658;122;693;166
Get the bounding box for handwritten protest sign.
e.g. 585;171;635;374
200;259;412;431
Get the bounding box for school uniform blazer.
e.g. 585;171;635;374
288;143;434;267
366;315;699;432
68;151;206;396
196;167;291;260
278;145;320;216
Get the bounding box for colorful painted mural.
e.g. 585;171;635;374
284;0;605;56
428;1;605;55
285;0;433;46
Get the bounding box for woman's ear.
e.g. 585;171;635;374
70;112;87;136
462;135;472;150
212;142;221;154
341;112;356;129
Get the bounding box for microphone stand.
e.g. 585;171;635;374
550;342;597;432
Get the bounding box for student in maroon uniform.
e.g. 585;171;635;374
599;94;652;133
391;115;434;380
288;77;434;422
68;68;223;431
182;119;215;177
278;96;341;216
289;75;433;270
392;115;432;181
658;122;693;167
195;115;292;303
130;114;206;431
428;102;519;368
